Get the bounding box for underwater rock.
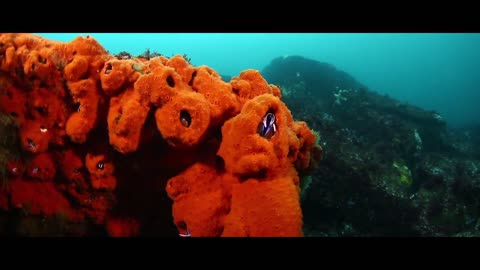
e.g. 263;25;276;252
264;55;480;236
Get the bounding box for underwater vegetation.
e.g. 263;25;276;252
263;55;480;236
0;34;321;236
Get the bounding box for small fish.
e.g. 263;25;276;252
180;111;191;127
258;112;277;139
97;162;104;170
181;118;190;127
73;102;81;112
40;126;48;133
27;139;36;151
84;195;95;204
179;228;191;237
7;161;24;177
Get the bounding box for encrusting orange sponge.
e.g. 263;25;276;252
191;66;241;126
166;55;197;83
230;69;282;106
0;33;322;237
135;64;191;107
217;93;298;177
292;121;323;174
155;91;211;149
107;87;150;154
65;79;102;143
19;119;51;153
56;148;89;190
85;145;117;190
27;152;56;181
166;158;233;237
100;59;139;96
222;166;303;236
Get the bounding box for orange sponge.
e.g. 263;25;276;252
65;79;101;143
166;55;196;84
57;148;89;190
135;65;191;108
19;120;51;153
0;33;323;237
28;87;67;129
191;66;240;126
230;69;282;106
166;160;232;237
155;91;211;149
7;159;26;178
9;178;76;219
292;121;322;173
64;55;90;82
100;59;139;96
106;216;140;237
85;146;116;190
222;167;303;237
217;93;294;176
27;153;56;181
107;87;150;154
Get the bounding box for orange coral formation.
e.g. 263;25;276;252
0;33;321;237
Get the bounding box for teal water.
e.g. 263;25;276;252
37;33;480;128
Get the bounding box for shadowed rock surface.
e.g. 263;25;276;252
263;55;480;236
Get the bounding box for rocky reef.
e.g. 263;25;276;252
0;34;321;236
263;55;480;236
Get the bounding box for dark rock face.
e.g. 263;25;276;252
263;55;480;236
